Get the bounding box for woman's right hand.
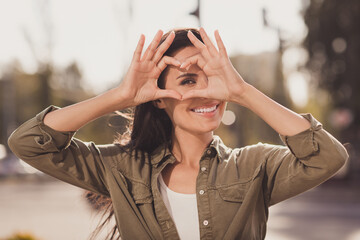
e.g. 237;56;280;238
117;30;182;107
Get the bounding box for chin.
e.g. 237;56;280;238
193;121;222;134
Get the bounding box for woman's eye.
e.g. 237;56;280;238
180;79;196;85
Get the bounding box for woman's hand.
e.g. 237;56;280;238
181;29;312;136
180;28;248;105
117;30;182;107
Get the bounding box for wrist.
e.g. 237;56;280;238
100;87;133;113
231;82;253;108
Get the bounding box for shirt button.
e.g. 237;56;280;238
206;149;212;155
201;167;207;172
199;190;205;195
203;220;209;226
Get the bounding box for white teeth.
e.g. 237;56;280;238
193;105;217;113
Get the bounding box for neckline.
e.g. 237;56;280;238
158;173;196;198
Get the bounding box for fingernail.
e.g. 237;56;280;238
180;63;184;68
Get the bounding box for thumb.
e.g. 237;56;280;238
155;89;182;100
182;89;208;100
180;55;206;70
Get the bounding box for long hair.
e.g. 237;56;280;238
86;28;203;240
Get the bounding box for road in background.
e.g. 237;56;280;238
266;181;360;240
0;178;359;240
0;178;112;240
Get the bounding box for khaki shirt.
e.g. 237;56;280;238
8;106;348;240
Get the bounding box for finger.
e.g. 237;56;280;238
180;54;206;70
152;31;175;63
132;34;145;62
214;30;228;57
187;30;211;59
142;30;163;61
199;27;218;57
182;89;209;100
155;89;182;100
157;56;181;72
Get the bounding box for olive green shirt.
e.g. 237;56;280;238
8;106;348;240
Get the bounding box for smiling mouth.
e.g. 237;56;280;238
190;104;220;113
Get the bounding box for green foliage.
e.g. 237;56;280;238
304;0;359;135
0;62;117;149
303;0;360;177
4;232;39;240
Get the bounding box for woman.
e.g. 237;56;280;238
8;28;348;240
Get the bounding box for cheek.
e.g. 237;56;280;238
162;100;191;124
163;99;183;116
164;80;186;96
219;103;227;118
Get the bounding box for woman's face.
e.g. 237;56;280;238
157;46;226;134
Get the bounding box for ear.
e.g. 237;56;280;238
153;99;166;109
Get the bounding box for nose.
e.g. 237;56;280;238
196;74;208;90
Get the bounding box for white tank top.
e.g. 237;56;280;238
158;173;200;240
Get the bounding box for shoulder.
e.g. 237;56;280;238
213;135;285;156
96;143;153;185
213;136;288;167
95;143;151;168
238;142;287;158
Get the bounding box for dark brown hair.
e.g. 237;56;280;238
86;28;203;240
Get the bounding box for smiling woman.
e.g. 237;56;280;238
7;28;348;240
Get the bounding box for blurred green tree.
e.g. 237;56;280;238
303;0;360;177
5;232;39;240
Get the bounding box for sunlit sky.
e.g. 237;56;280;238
0;0;307;104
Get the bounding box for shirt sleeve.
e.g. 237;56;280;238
7;105;119;196
260;113;348;206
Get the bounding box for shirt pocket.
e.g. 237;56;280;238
124;176;153;205
210;181;251;226
113;159;153;205
216;181;250;203
130;181;153;204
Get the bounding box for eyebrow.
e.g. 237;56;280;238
176;73;198;79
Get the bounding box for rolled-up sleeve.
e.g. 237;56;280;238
279;114;321;159
8;106;115;196
262;113;348;206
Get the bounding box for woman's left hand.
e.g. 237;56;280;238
182;29;314;136
180;28;247;104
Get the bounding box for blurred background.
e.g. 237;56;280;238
0;0;359;239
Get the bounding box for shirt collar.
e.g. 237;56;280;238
208;135;231;161
150;142;172;167
150;135;229;167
